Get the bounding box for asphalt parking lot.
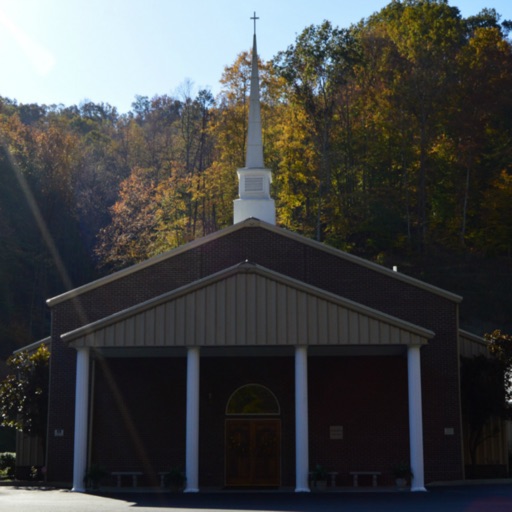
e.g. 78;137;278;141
1;483;512;512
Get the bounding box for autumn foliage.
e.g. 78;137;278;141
0;1;511;356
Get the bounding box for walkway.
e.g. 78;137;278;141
1;483;512;512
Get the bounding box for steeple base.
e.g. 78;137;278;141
233;198;276;225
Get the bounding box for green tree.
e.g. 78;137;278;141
0;344;50;441
365;0;465;247
274;21;359;241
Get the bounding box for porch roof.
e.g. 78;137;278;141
62;261;434;349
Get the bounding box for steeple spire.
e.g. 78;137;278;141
246;14;264;169
233;13;276;225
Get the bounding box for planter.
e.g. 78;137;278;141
395;477;408;490
310;464;329;490
164;468;186;492
84;465;108;490
392;462;412;490
314;479;327;491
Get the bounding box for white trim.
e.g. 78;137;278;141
459;329;487;346
13;337;51;355
225;383;280;415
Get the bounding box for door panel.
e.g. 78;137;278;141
225;419;280;487
225;421;251;485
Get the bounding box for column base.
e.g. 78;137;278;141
411;486;427;492
184;487;199;493
71;486;86;493
295;487;311;493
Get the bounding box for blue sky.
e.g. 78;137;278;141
0;0;511;114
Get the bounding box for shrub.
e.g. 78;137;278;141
0;452;15;477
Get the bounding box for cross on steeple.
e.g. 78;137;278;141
251;12;259;35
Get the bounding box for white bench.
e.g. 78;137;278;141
327;471;338;487
111;471;143;487
349;470;381;487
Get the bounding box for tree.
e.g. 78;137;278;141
486;330;512;400
476;170;512;258
460;354;508;466
273;21;359;241
95;167;159;269
365;0;465;248
0;344;50;441
461;330;512;468
450;23;512;249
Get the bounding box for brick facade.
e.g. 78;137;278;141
46;222;464;485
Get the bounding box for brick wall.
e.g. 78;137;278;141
91;357;187;487
46;225;463;484
81;354;412;488
309;356;409;487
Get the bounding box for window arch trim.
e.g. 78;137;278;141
226;383;280;416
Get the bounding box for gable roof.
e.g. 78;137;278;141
13;337;51;355
47;219;462;307
459;329;488;358
62;261;434;349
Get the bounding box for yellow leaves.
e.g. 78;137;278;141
468;27;510;60
483;170;512;210
486;329;512;360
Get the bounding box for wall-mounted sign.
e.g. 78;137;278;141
330;425;343;440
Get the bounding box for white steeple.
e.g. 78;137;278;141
233;13;276;225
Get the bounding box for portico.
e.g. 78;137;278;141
66;261;432;492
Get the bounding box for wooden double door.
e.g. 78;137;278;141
225;419;281;487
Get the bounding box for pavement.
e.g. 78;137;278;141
1;483;512;512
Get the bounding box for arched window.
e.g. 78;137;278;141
226;384;280;415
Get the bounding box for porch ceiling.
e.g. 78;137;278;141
62;262;434;349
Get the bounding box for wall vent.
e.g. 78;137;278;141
245;176;264;192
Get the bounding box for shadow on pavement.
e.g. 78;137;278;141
88;484;512;512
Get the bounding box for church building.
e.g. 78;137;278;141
37;20;484;492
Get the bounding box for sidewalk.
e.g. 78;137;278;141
0;481;511;512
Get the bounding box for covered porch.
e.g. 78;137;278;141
61;262;434;492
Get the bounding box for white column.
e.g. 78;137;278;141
295;345;310;492
185;347;200;493
407;344;427;492
72;347;90;492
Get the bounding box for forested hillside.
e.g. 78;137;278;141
0;0;511;361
